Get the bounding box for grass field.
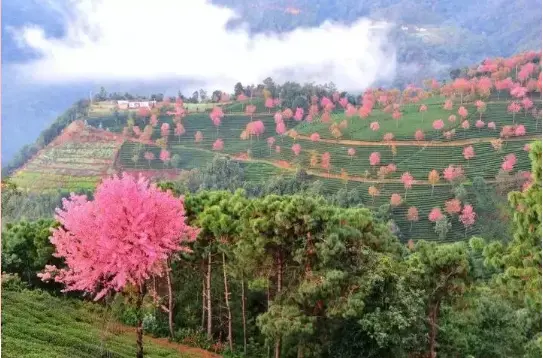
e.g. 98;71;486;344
1;288;218;358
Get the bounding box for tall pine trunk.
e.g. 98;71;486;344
166;260;174;339
222;252;233;351
241;277;247;355
428;300;441;358
136;285;146;358
206;252;213;339
201;274;206;330
274;252;283;358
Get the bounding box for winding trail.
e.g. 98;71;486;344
289;133;540;147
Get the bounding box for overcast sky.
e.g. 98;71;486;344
8;0;397;93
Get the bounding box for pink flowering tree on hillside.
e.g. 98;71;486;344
401;172;414;199
265;98;274;113
321;152;331;173
419;104;427;122
507;101;521;123
347;148;356;161
38;174;199;358
462;146;475;166
210;107;225;137
459;204;476;237
443;165;465;185
415;129;425;142
267;137;275;155
160;149;171;168
428;169;440;195
144;151;155;168
213;139;224;151
407;206;419;232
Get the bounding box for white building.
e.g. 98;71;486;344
116;100;157;109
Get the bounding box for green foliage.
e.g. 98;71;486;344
438;287;531;358
1;219;60;286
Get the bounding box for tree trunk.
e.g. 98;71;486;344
166;261;174;339
207;252;212;339
428;301;440;358
274;252;283;358
136;285;146;358
201;275;206;330
222;252;233;351
241;277;248;356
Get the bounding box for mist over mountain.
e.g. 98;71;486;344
1;0;541;162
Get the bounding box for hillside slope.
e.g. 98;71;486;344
1;288;220;358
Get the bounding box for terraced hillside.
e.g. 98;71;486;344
10;51;542;242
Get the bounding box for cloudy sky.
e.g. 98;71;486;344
8;0;397;92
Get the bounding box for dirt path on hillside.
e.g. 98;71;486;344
291;134;540;147
113;323;222;358
231;155;508;186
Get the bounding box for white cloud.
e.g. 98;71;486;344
10;0;397;92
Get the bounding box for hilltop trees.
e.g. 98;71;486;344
38;173;198;358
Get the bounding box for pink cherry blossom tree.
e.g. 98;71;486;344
407;206;419;231
433;119;444;130
294;107;304;121
321;152;331;173
161;123;170;138
501;153;517;172
310;133;321;142
291;143;301;156
487;122;496;130
507;101;521;123
383;133;394;142
390;193;402;207
160;149;171;168
462;145;475;166
175;123;185;142
428;207;444;222
370;122;380;131
195;131;204;144
38;173;198;358
458;106;468;120
210;107;225;137
265;98;274;113
274;111;283;124
459;204;476;236
443;165;464;184
267;137;275;155
347;148;356;160
392;110;402;127
276;121;286;139
419;104;428;122
401;172;414;199
150;114;159;127
369;152;381;166
448;115;457;123
212;139;224;151
443;99;453;110
514;124;526;137
415;129;425;142
144;151;155;168
445;199;462;215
